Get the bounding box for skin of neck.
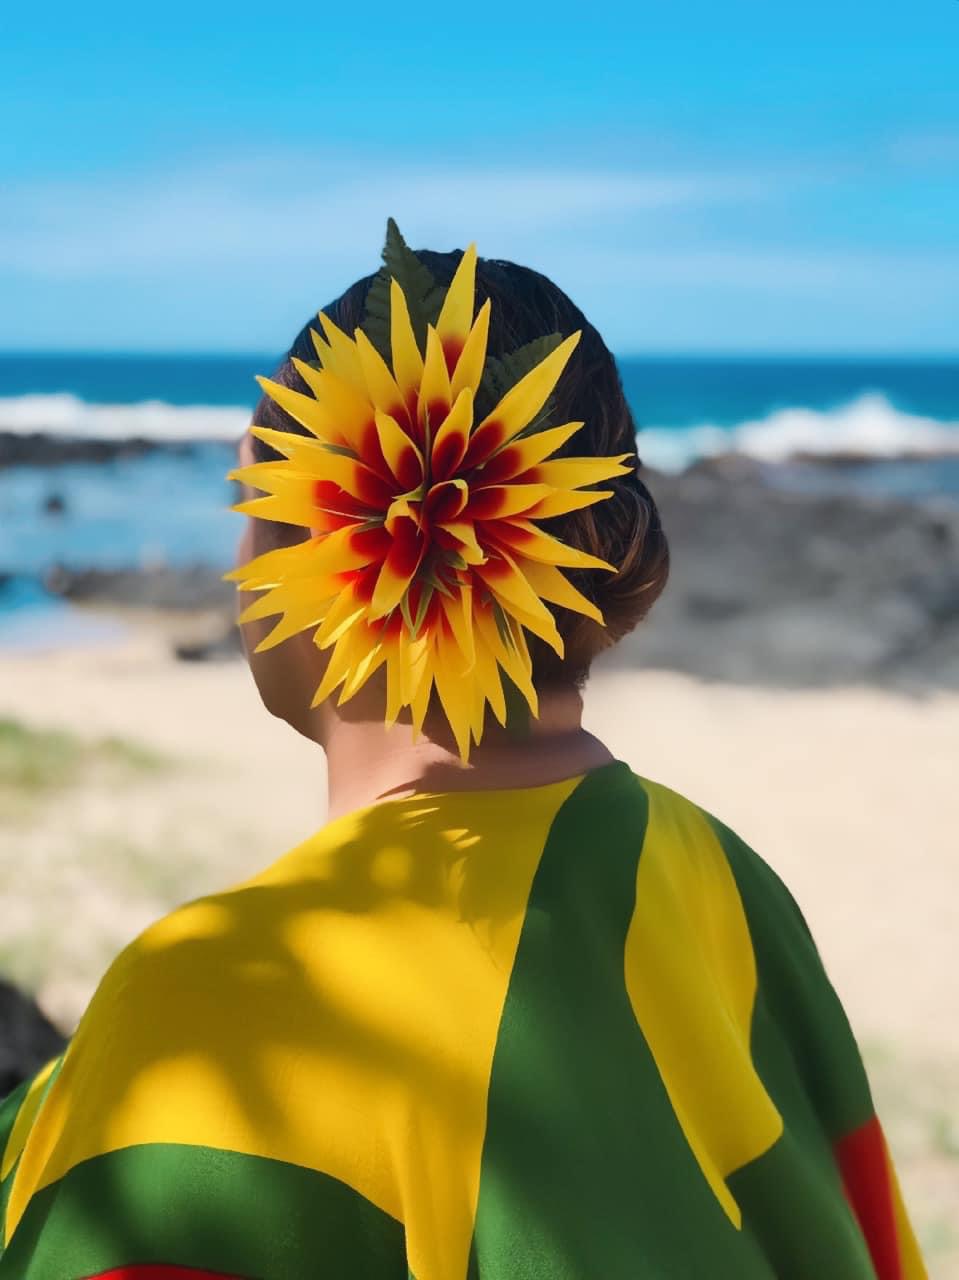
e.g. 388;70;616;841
318;680;614;820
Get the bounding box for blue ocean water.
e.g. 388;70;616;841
1;353;957;637
2;351;957;428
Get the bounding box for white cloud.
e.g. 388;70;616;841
0;157;768;279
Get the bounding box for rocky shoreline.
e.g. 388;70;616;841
16;454;954;691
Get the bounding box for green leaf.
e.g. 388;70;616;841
491;600;514;648
501;673;533;741
362;218;445;364
412;583;435;635
476;332;564;427
319;442;361;459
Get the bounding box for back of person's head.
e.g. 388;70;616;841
251;246;669;688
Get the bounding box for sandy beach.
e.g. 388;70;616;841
1;627;956;1267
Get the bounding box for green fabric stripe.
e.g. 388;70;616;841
708;815;875;1140
0;1143;408;1279
0;1078;31;1242
707;813;879;1274
469;764;774;1278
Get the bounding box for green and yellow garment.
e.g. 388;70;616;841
0;762;925;1278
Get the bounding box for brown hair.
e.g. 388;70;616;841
252;248;669;685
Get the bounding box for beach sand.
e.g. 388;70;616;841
1;630;956;1267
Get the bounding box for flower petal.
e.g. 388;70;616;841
374;410;424;490
513;556;605;625
370;515;426;619
466;484;552;521
418;325;452;444
450;299;491;401
523;488;614;519
519;454;633;488
475;553;564;655
432;621;474;760
390;279;425;414
436;243;477;374
311;314;367;394
430;387;474;482
354;328;408;420
491;519;616;572
476;421;584;485
463;331;581;467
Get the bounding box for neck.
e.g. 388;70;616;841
320;684;614;820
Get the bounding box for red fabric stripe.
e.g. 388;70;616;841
835;1115;903;1280
83;1268;240;1280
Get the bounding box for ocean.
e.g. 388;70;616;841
1;352;957;638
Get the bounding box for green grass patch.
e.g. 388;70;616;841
0;717;168;796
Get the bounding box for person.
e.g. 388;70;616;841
0;225;925;1279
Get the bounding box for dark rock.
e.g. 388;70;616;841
0;980;66;1098
603;463;959;690
44;564;233;612
175;626;244;662
42;492;67;516
0;432;180;469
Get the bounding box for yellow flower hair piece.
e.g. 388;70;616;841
227;229;633;759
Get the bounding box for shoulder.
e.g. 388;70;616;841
631;771;818;947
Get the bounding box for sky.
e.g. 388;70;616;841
2;1;958;354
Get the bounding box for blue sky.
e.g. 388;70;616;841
3;1;958;354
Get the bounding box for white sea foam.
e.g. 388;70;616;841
0;394;250;441
638;393;959;473
1;391;957;471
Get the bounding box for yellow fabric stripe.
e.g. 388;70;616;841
623;780;783;1227
0;1056;59;1184
6;777;581;1280
885;1131;928;1279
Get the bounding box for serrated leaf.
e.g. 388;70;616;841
475;332;564;428
363;218;446;363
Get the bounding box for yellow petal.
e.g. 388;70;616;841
290;358;377;452
477;421;584;484
313;588;368;649
524;488;614;519
418;325;452;440
438;521;486;565
430;387;474;482
375;410;424;490
247;425;331;465
339;639;388;702
433;625;474;760
524;454;633;488
450;299;491;401
233;493;320;528
475;331;581;443
466;483;553;520
224;538;324;586
312;313;367;394
493;520;616;572
475;555;564;655
354;328;407;418
311;629;359;707
255;376;338;442
514;556;605;625
369;517;425;620
390;279;425;409
439;582;476;671
436;244;477;366
409;661;434;740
